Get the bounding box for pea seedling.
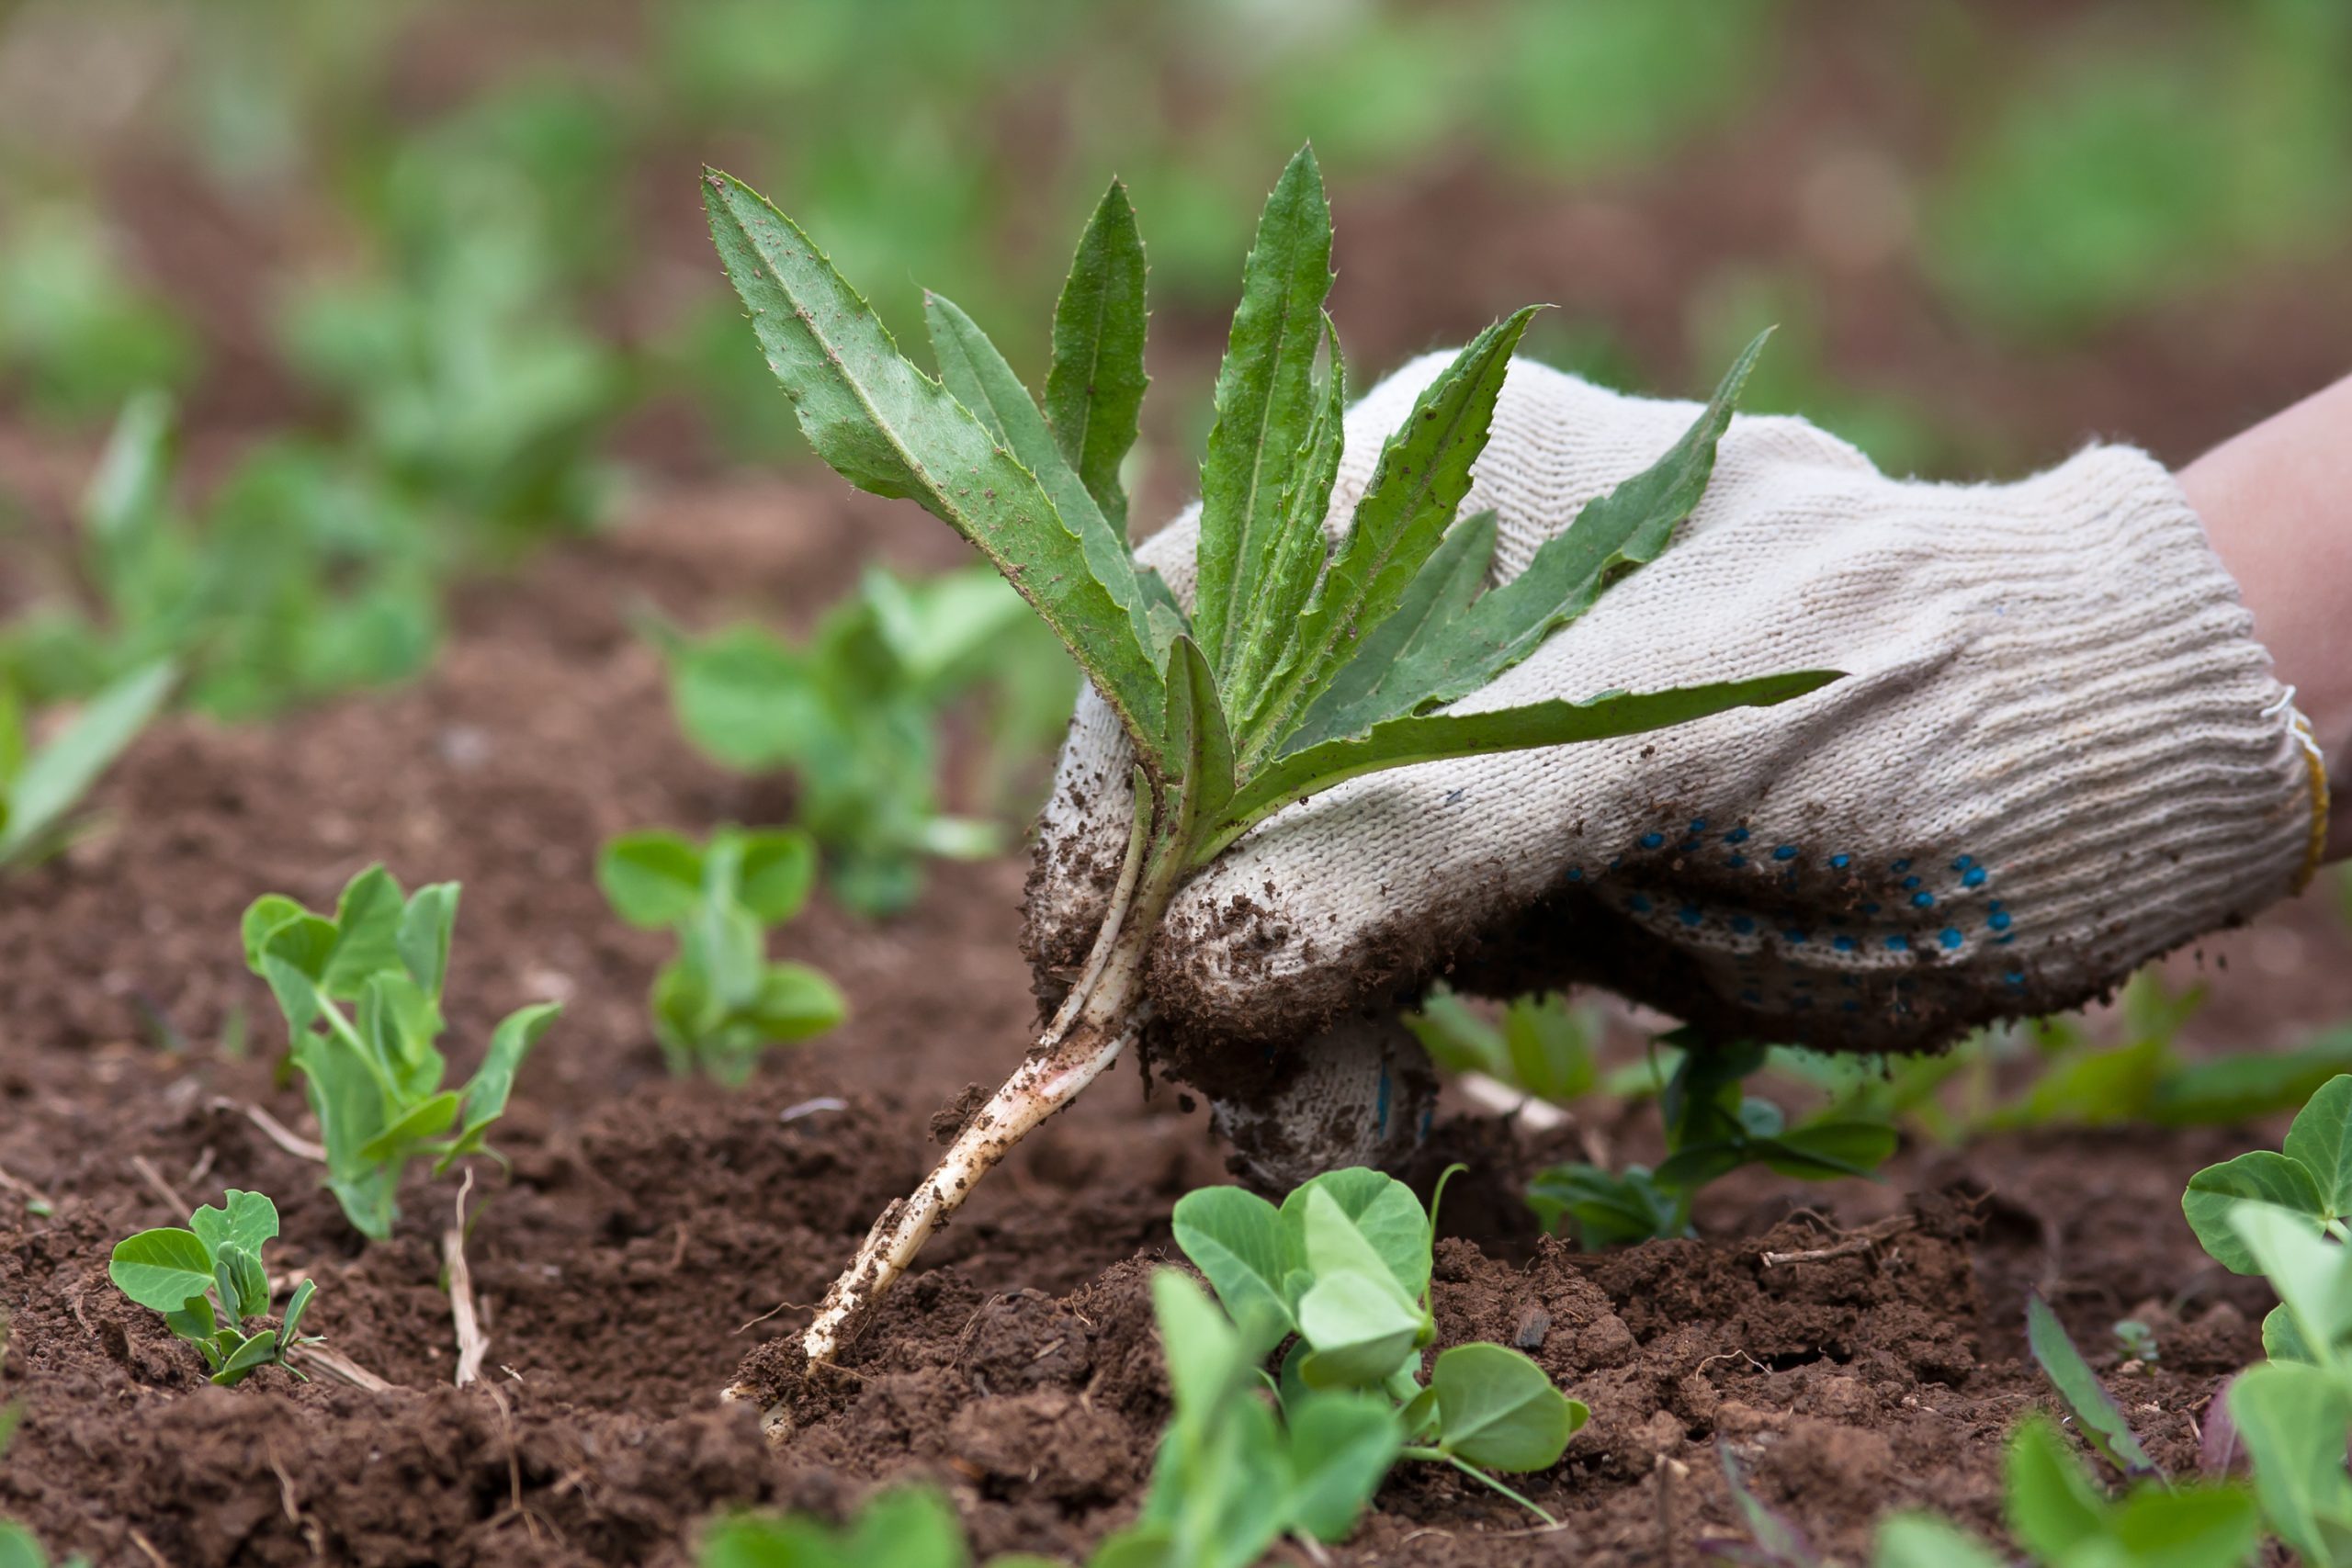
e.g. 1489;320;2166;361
646;565;1069;917
107;1189;321;1386
2178;1075;2352;1562
596;826;846;1084
243;864;560;1240
706;144;1838;1366
1173;1166;1584;1521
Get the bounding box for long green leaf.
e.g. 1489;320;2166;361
1193;144;1335;680
1164;637;1235;834
1294;509;1496;745
1200;672;1840;865
1242;307;1540;764
0;659;174;864
1226;312;1348;721
2024;1292;2158;1480
701;170;1164;756
1295;331;1768;747
922;290;1155;665
1046;178;1149;531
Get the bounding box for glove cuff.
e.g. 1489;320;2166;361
1643;440;2327;1043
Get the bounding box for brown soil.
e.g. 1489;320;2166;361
0;479;2331;1567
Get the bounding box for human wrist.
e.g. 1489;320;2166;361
2179;373;2352;861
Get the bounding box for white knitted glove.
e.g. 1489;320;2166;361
1024;354;2331;1181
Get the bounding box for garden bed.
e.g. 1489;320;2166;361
0;477;2326;1566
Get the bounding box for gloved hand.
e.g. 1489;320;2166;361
1023;353;2331;1188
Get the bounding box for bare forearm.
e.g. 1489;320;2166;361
2179;373;2352;862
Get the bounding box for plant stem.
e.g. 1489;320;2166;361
769;791;1182;1381
1400;1448;1561;1528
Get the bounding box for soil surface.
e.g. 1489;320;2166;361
1;479;2339;1567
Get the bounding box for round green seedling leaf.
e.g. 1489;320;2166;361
2231;1202;2352;1365
1288;1170;1430;1306
1430;1342;1585;1472
597;831;706;929
2284;1074;2352;1219
1296;1269;1424;1390
2184;1150;2326;1273
733;829;818;923
109;1226;218;1314
1172;1185;1298;1348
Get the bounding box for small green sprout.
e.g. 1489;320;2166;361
596;826;846;1084
705;144;1838;1365
1528;1035;1896;1250
0;660;174;873
1173;1166;1584;1523
107;1190;321;1387
2113;1319;2160;1364
243;864;561;1240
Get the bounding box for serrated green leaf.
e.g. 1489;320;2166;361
1046;177;1148;531
1162;637;1234;838
2025;1292;2157;1480
596;830;705;929
2284;1074;2352;1218
1299;330;1770;751
1225;312;1347;718
2183;1150;2327;1273
107;1227;217;1313
1430;1342;1584;1472
701;169;1164;758
1193;145;1334;685
1241;306;1540;764
1171;1185;1298;1348
1284;1391;1405;1543
188;1190;278;1260
1203;673;1841;865
0;658;174;865
435;1001;560;1170
1295;508;1496;748
924;290;1155;670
